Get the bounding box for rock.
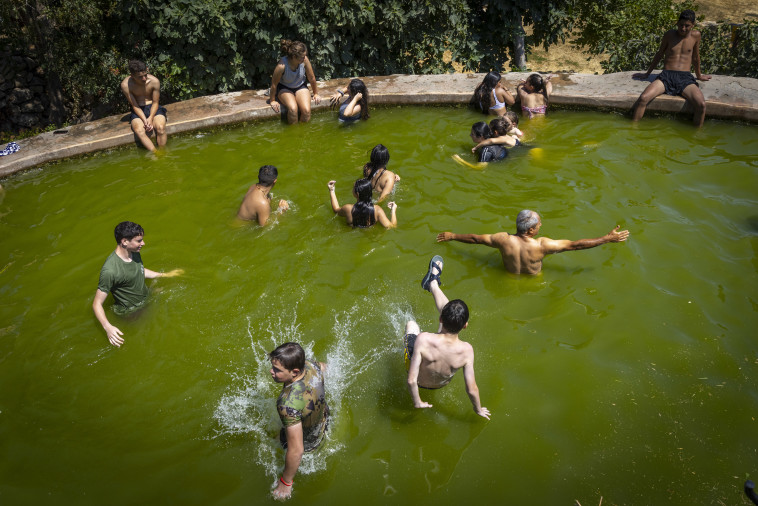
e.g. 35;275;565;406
23;57;38;70
20;100;45;113
30;85;45;94
11;56;26;70
15;113;39;128
10;88;33;103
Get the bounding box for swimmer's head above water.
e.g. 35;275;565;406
257;165;278;187
364;144;390;179
269;342;305;373
440;299;469;334
114;221;144;244
516;210;541;235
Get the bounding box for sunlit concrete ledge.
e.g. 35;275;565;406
2;71;757;178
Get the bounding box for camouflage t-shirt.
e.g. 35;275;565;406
277;360;329;452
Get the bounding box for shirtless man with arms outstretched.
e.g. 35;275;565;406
237;165;289;226
404;256;490;419
632;9;711;127
437;210;629;275
120;59;168;151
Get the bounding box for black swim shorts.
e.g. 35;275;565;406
657;70;698;96
129;103;167;123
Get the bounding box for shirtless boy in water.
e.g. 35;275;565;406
437;210;629;275
120;60;168;151
632;9;711;127
404;256;490;419
237;165;289;226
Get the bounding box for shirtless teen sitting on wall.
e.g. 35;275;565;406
237;165;289;226
436;210;629;275
120;60;168;151
404;256;490;420
632;9;712;127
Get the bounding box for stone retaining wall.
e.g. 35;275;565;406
0;51;49;133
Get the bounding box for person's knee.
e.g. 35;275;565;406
405;320;420;335
300;110;311;122
154;121;166;135
131;121;146;134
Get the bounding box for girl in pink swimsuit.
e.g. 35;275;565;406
517;74;552;118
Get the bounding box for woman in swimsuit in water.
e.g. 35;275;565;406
517;73;552;118
470;71;515;117
329;79;370;123
362;144;400;203
269;39;321;124
327;178;397;229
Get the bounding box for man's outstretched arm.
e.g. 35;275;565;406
437;232;502;247
541;225;629;255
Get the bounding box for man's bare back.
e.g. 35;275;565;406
413;331;473;388
437;210;629;275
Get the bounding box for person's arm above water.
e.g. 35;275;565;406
691;31;711;81
436;231;507;248
472;134;517;153
539;225;629;255
144;268;184;279
272;423;304;501
269;62;285;113
462;346;490;420
407;335;432;409
327;180;349;217
120;78;149;128
341;92;362;118
303;56;320;104
92;289;123;347
146;76;161;132
375;202;397;229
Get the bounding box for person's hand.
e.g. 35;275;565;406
436;232;453;242
161;268;184;278
105;324;124;347
313;93;321;104
394;173;401;182
144;118;154;132
414;401;433;409
278;199;290;211
329;92;341;107
632;72;650;80
476;406;491;420
270;100;280;113
471;146;477;154
698;74;712;81
387;201;396;212
353;92;362;101
272;481;292;501
327;180;336;191
607;225;630;242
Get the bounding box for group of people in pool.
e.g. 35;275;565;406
107;10;721;496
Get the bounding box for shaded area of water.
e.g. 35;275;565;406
0;108;756;505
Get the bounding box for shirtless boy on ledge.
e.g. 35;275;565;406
632;9;712;127
437;210;629;275
120;59;168;151
404;256;490;420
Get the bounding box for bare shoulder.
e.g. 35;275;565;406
148;74;160;87
492;231;511;243
120;76;130;90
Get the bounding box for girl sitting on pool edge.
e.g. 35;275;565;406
329;79;370;123
327;179;397;229
269;39;321;124
363;144;400;203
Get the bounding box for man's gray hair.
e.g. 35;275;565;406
516;210;539;234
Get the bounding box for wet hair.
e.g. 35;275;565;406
258;165;278;186
351;178;376;228
348;79;370;120
471;121;492;140
489;117;509;137
114;221;144;243
505;110;519;128
128;60;147;75
516;210;540;234
281;39;307;59
526;74;549;112
363;144;390;183
471;71;501;114
440;299;469;333
269;342;305;372
679;9;696;23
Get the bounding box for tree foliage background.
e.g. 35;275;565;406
1;0;757;130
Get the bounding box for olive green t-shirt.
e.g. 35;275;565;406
97;251;149;314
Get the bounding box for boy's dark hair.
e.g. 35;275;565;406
128;60;147;75
679;9;696;23
258;165;278;186
471;121;492;139
489;117;509;136
440;299;469;333
505;110;519;127
114;221;144;243
269;342;305;372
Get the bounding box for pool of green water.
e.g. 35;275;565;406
0;107;757;505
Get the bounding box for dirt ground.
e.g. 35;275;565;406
526;0;758;73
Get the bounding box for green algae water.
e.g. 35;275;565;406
0;107;757;505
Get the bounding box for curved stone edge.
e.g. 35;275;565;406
2;71;757;178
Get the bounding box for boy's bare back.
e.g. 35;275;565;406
414;331;474;388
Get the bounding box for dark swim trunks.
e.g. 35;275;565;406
276;82;308;96
657;70;698;96
129;103;167;123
